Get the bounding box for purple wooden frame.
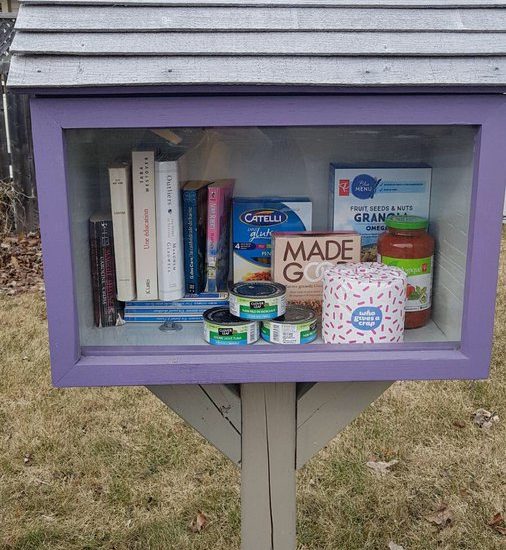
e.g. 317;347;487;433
30;93;506;387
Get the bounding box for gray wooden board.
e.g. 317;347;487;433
241;383;296;550
12;31;506;56
8;54;506;87
14;6;506;32
18;0;506;7
201;384;241;432
148;384;241;465
296;381;391;469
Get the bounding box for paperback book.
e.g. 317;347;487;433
155;156;185;301
132;150;158;300
108;163;136;301
182;180;210;293
206;179;235;292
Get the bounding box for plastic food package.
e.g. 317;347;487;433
322;262;407;344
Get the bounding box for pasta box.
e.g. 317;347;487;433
232;197;312;282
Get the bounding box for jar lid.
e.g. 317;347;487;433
386;215;429;230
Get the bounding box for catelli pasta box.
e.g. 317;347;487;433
233;197;312;282
271;231;361;309
329;163;432;260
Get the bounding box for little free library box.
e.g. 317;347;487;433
8;0;506;388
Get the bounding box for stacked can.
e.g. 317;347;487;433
203;282;287;345
261;305;318;345
204;281;318;345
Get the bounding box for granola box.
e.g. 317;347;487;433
329;163;431;261
271;231;361;309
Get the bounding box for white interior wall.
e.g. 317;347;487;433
425;127;476;342
183;126;425;231
66;131;102;343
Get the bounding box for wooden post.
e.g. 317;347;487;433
241;383;296;550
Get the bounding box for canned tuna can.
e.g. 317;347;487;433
229;282;286;320
261;305;317;345
203;307;259;345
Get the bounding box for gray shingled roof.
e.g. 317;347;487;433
7;0;506;88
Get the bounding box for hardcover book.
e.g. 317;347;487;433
108;163;136;301
206;179;235;292
182;180;210;293
155;156;185;301
132;150;158;300
89;214;124;327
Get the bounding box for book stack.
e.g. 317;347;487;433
89;148;235;327
124;292;229;323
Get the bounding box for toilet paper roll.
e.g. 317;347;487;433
322;262;407;344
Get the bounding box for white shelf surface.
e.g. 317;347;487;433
81;318;452;348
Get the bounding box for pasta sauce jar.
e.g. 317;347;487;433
377;216;435;329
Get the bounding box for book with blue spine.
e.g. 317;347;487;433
125;308;228;316
182;181;210;293
125;315;204;323
125;292;228;308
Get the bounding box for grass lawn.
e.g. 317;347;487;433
0;235;504;550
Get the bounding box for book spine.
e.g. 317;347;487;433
89;220;101;327
132;151;158;300
206;186;220;292
155;160;185;301
196;187;208;293
125;306;227;314
100;220;119;326
125;315;203;323
183;188;206;293
126;293;227;306
206;182;234;292
90;219;122;327
109;166;136;301
126;301;228;309
182;189;197;294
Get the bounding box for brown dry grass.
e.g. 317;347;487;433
0;235;505;549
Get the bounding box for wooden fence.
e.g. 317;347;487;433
1;13;38;233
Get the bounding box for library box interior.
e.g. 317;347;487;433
32;95;506;386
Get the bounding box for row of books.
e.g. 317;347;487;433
90;150;234;326
109;151;234;302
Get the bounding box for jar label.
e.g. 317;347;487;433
378;255;433;312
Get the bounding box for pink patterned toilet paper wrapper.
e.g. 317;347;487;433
322;262;407;344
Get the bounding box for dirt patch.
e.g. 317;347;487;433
0;232;44;295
